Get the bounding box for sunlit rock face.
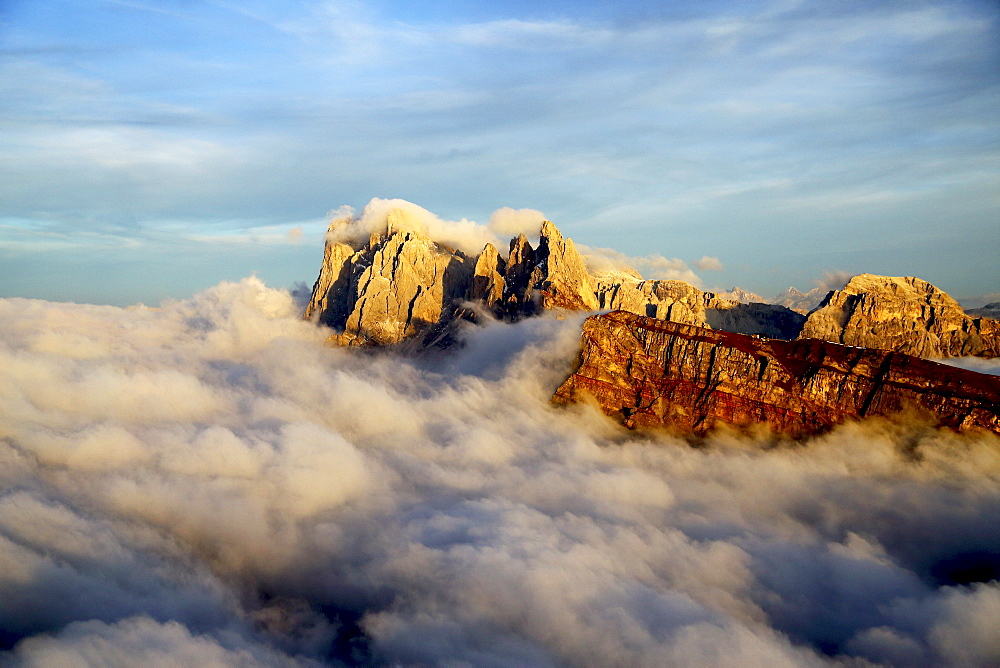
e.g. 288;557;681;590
305;216;997;358
534;220;600;312
304;227;473;347
553;310;1000;437
305;213;809;347
799;274;1000;359
305;214;608;346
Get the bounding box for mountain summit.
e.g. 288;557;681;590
304;211;998;360
798;274;1000;358
303;205;1000;436
304;212;806;346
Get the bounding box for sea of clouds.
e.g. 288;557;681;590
1;277;998;666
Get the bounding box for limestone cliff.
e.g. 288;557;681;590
535;221;599;312
304;214;604;346
799;274;1000;358
304;222;473;347
553;310;1000;437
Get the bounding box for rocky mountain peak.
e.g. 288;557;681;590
717;286;765;304
534;220;599;311
304;215;997;360
770;285;827;313
799;274;1000;358
304;225;473;347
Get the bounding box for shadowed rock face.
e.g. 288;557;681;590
553;311;1000;437
799;274;1000;359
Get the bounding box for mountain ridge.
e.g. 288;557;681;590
553;310;1000;436
303;210;1000;436
305;213;997;360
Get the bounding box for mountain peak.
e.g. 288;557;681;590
799;274;1000;358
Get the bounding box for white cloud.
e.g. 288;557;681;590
326;198;502;256
487;206;546;240
814;270;853;292
449;19;615;50
1;279;998;664
579;245;703;285
928;583;1000;666
10;616;313;667
693;255;723;271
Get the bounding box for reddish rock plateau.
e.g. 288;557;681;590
553;311;1000;437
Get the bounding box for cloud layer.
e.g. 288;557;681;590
1;279;999;665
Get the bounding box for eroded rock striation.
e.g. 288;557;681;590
799;274;1000;358
553;310;1000;436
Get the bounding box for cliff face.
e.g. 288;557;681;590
799;274;1000;359
553;310;1000;437
304;228;473;347
303;212;602;347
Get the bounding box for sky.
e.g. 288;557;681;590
1;278;999;664
1;0;998;306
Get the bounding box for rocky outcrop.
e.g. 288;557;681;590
596;278;805;339
470;243;506;309
535;221;600;311
307;213;811;346
798;274;1000;358
304;212;602;346
305;224;473;347
306;213;994;357
553;310;1000;437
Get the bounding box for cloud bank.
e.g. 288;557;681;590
1;279;999;665
579;245;704;285
324;198;504;256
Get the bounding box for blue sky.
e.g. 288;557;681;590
1;0;998;306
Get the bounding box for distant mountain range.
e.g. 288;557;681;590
304;210;1000;436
